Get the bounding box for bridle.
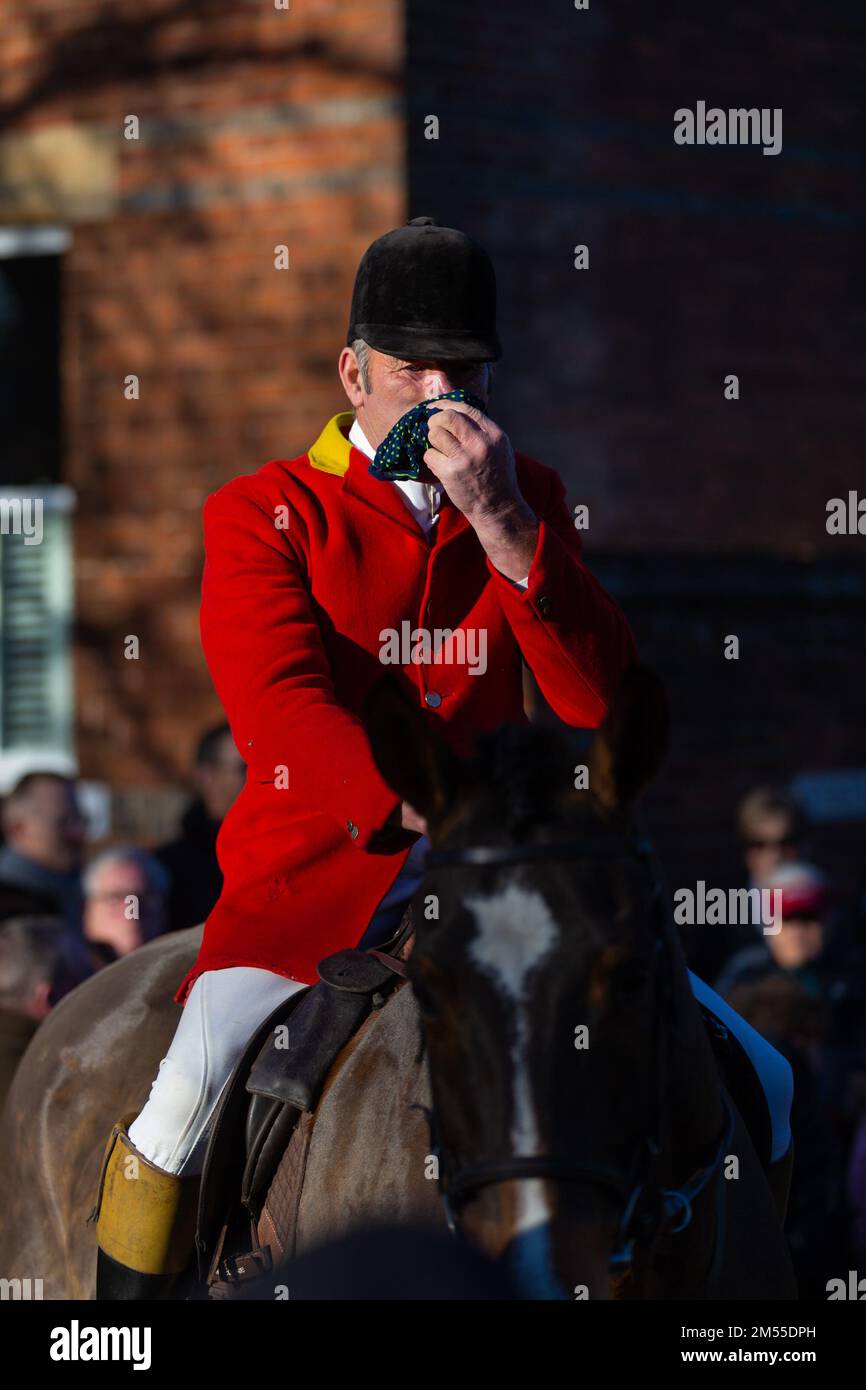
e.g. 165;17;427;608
418;833;735;1276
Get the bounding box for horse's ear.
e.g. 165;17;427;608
363;675;468;830
587;665;669;816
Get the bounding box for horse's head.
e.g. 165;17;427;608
364;666;707;1299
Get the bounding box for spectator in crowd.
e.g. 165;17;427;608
0;915;89;1111
155;722;246;933
82;846;170;967
717;861;866;1298
716;863;863;1013
696;783;813;983
0;773;86;932
736;784;809;890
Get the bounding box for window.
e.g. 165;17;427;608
0;227;67;485
0;227;73;787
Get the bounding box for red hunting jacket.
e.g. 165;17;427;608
175;412;636;1002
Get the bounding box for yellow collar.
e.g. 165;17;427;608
307;412;355;476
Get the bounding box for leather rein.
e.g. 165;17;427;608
419;833;735;1274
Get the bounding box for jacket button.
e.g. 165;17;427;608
424;691;442;708
247;738;253;748
346;820;359;839
537;595;552;618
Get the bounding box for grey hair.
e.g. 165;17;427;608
83;845;171;898
351;337;372;392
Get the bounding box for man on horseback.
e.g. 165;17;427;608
92;217;792;1298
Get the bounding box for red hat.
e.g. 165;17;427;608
763;862;829;919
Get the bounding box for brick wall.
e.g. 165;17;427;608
2;0;405;826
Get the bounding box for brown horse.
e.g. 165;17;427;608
0;926;201;1299
0;669;796;1298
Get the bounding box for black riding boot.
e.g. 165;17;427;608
92;1115;200;1300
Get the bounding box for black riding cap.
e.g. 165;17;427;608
346;216;502;363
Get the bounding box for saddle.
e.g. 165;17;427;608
195;910;412;1295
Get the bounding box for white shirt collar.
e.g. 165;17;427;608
348;415;440;531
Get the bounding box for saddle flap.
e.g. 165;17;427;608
246;947;403;1111
317;947;402;993
246;985;370;1111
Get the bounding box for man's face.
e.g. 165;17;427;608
84;858;165;956
339;348;492;482
8;778;86;873
743;813;801;885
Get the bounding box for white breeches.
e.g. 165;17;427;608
128;966;306;1176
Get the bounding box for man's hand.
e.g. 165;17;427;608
424;400;539;582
